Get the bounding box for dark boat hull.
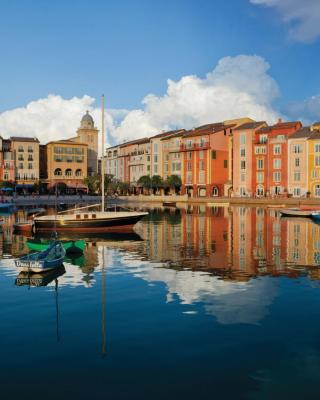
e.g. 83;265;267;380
34;214;145;233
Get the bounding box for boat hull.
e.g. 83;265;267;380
34;214;146;233
27;239;85;253
279;209;317;217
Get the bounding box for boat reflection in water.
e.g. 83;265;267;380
15;265;66;287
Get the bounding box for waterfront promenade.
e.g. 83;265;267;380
4;194;320;207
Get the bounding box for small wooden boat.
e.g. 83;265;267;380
27;238;85;254
15;240;66;272
279;208;320;218
163;201;176;207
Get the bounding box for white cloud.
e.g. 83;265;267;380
111;55;280;143
0;55;282;146
250;0;320;42
285;95;320;124
0;94;114;149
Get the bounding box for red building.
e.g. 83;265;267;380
252;120;302;197
180;123;234;197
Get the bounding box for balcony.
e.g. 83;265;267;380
180;142;210;151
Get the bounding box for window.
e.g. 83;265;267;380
241;160;246;170
200;160;205;170
315;185;320;197
315;144;320;152
224;160;228;168
147;155;150;161
154;155;158;163
199;171;205;183
273;172;281;182
28;145;33;153
187;152;192;160
18;145;24;152
273;159;281;169
65;169;72;176
28;155;33;161
294;171;301;181
4;172;8;180
187;161;192;171
293;144;302;153
312;169;318;179
255;146;266;154
273;144;281;154
240;134;246;145
154;165;158;173
256;172;264;183
153;143;158;153
147;165;150;171
293;188;301;197
315;156;320;166
257;159;264;169
241;173;245;182
28;163;33;170
187;140;192;149
211;150;216;159
199;150;204;159
19;163;23;169
240;147;245;157
295;158;300;167
75;169;82;177
54;168;62;176
259;135;267;144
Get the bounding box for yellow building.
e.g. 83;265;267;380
45;140;88;193
10;137;40;189
70;111;99;176
308;129;320;197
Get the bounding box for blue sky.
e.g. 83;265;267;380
0;0;320;144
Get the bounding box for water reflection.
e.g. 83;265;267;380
2;205;320;326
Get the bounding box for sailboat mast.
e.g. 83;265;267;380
101;94;105;212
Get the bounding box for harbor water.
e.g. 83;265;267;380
1;204;320;399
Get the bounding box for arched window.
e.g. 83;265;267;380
75;169;82;177
65;168;72;177
54;168;62;176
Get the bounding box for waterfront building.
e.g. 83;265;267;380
307;126;320;197
118;139;141;183
252;120;302;197
161;130;185;183
43;140;88;193
10;137;40;190
69;111;98;176
150;130;180;178
232;121;267;197
128;138;151;185
180;123;234;197
105;145;120;180
287;127;312;197
0;138;15;183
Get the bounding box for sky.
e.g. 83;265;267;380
0;0;320;146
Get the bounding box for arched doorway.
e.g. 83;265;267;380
186;186;193;197
256;185;264;197
198;187;206;197
212;186;219;197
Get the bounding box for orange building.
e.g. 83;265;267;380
180;123;234;197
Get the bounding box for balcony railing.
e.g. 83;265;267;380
180;142;210;151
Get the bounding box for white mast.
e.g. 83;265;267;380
101;94;105;212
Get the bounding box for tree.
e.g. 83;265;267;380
119;182;130;195
137;175;152;194
151;175;163;194
166;174;182;194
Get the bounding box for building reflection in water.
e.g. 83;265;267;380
2;205;320;325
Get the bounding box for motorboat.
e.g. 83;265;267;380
27;238;85;254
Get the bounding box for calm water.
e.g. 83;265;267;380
1;205;320;399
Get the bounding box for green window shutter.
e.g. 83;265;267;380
212;150;216;159
224;160;228;168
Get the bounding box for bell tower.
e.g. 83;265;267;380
76;111;99;176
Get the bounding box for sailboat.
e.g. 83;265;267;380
33;95;148;233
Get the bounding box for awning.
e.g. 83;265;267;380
0;188;13;191
66;184;88;190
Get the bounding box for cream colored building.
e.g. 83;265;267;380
70;111;98;176
161;130;185;181
105;145;120;180
11;137;40;187
128;138;151;183
45;140;88;192
287;127;311;197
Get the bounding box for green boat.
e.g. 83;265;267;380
27;239;85;254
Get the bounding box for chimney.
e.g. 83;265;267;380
277;118;282;124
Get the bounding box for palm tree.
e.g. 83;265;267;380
137;175;152;194
151;175;163;194
166;174;182;194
